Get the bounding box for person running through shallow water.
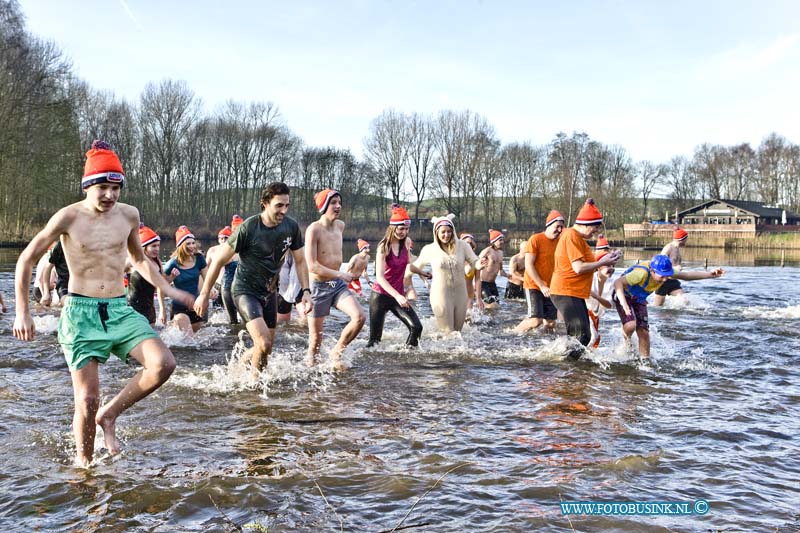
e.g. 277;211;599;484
586;249;615;349
206;216;243;324
345;239;373;297
165;226;209;336
550;199;622;356
12;140;193;467
413;214;488;333
478;229;508;309
127;224;167;326
38;240;70;307
460;233;483;314
514;210;565;334
276;252;309;323
305;189;365;370
505;240;526;301
194;182;312;373
652;227;689;307
367;204;430;348
613;254;724;358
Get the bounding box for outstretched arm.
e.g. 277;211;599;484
672;268;724;281
126;219;194;309
13;211;71;341
194;243;235;316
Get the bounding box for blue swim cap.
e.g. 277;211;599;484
650;254;674;277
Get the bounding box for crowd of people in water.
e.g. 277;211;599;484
5;141;725;466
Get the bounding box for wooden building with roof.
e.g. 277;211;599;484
677;199;800;227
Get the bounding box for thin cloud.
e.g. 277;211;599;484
118;0;145;31
701;33;800;79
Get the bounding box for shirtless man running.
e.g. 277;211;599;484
478;229;508;308
505;241;526;301
13;141;193;467
653;227;688;306
305;189;366;370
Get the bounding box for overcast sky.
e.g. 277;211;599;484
18;0;800;163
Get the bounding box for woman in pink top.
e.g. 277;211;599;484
367;205;431;347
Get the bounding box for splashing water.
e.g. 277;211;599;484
33;314;59;334
741;304;800;320
660;292;710;311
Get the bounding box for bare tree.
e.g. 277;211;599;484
638;160;666;221
364;109;409;204
406;112;435;220
548;132;590;223
139;79;200;217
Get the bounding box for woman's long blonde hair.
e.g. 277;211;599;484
377;225;407;256
170;241;194;265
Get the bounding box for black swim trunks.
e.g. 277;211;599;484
655;278;682;296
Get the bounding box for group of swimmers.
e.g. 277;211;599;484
8;140;725;467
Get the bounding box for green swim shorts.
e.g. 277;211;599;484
58;295;159;371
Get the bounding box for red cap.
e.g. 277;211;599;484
489;229;504;244
218;226;232;238
460;233;475;241
175;225;195;247
595;235;610;249
231;215;244;230
357;239;370;252
390;204;411;226
82;140;125;189
545;210;565;227
139;224;160;247
575;198;603;225
315;189;340;214
674;228;688;241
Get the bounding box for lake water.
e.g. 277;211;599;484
0;246;798;531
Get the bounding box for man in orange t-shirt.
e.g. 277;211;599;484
514;210;565;333
550;199;621;354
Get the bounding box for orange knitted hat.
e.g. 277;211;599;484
357;239;370;252
82;140;125;189
575;198;603;225
175;225;195;247
231;215;244;230
595;235;610;249
390;204;411;226
674;228;688;241
545;210;565;227
218;226;232;238
139;224;160;247
315;189;340;213
489;229;504;244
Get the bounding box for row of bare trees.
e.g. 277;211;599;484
669;135;800;211
2;0;800;241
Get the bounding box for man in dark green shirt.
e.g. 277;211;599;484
195;182;312;371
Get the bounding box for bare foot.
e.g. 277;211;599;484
305;354;318;368
73;455;92;468
329;345;347;372
95;406;122;455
